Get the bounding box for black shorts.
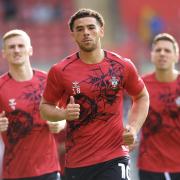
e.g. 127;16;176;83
60;174;66;180
3;171;61;180
139;169;180;180
65;156;130;180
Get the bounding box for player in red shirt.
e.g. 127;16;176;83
0;29;63;180
40;9;149;180
138;33;180;180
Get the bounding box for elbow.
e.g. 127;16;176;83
134;86;150;109
134;86;149;102
141;87;150;116
144;86;150;106
39;104;47;121
141;87;150;108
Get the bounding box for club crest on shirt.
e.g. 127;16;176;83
72;81;81;94
175;96;180;107
9;98;16;110
109;76;119;89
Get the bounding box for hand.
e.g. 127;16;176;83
0;111;9;132
122;125;137;146
47;120;66;134
128;140;139;152
65;96;80;121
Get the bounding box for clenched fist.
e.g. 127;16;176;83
0;111;9;132
122;125;137;146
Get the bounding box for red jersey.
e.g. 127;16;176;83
138;73;180;172
0;70;60;179
43;51;144;168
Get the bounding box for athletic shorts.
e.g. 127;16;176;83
60;174;65;180
139;169;180;180
3;171;61;180
65;156;130;180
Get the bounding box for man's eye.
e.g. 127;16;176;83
164;49;171;53
9;45;15;49
89;26;95;30
156;49;161;52
18;44;24;48
77;28;83;32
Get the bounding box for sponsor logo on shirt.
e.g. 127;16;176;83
109;76;119;89
9;98;16;110
72;81;81;94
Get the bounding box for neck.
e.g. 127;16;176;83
79;48;104;64
9;63;33;81
155;69;178;82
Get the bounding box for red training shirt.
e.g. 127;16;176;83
43;50;144;168
0;70;60;178
138;73;180;172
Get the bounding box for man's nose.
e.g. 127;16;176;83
159;49;165;55
14;46;20;52
84;28;90;35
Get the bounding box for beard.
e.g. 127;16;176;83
78;42;97;52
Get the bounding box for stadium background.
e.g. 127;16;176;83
0;0;179;179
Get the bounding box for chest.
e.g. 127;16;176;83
146;81;180;110
61;62;125;97
0;81;44;112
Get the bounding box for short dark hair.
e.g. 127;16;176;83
68;8;105;32
152;33;179;55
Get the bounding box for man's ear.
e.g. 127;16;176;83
71;31;75;39
70;31;77;43
150;51;154;64
174;54;179;63
99;26;104;38
2;49;6;59
29;46;33;56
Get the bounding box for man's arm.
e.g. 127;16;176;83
39;96;80;122
123;86;149;146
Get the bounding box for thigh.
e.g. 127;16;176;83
96;157;130;180
139;170;165;180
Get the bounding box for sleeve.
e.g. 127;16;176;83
43;65;64;104
124;59;144;96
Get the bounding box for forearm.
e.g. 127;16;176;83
127;87;149;134
40;96;80;122
40;102;66;122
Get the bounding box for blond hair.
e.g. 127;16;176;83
2;29;31;47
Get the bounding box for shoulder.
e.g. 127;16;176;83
176;71;180;79
52;52;79;72
141;72;155;82
33;69;47;78
105;50;135;67
0;72;11;87
0;72;9;80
